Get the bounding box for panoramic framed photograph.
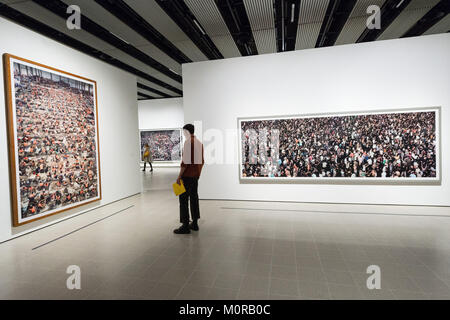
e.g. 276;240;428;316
139;129;182;162
3;54;102;226
238;107;441;184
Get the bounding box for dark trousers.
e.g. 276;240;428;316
179;177;200;225
143;161;153;170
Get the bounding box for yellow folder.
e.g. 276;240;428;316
172;180;186;196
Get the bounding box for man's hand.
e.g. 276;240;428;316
176;176;182;185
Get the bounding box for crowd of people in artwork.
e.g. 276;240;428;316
141;130;181;161
14;63;99;219
241;112;437;179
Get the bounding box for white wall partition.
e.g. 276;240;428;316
183;33;450;206
0;17;141;242
138;98;184;167
138;98;184;130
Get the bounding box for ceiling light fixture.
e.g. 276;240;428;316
291;3;295;23
193;19;206;35
109;31;130;44
244;43;251;55
396;0;405;8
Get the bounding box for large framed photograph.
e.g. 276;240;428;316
238;107;440;184
3;54;101;226
139;129;182;162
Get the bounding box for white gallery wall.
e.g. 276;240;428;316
138;98;184;130
0;17;141;242
138;98;184;166
183;33;450;206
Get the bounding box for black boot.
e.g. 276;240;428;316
189;220;199;231
173;224;190;234
143;163;146;172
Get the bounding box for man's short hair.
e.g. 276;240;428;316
183;124;195;135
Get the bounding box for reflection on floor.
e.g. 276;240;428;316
1;167;450;300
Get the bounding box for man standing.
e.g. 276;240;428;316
174;124;204;234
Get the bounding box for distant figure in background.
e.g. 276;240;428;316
174;124;204;234
142;143;153;172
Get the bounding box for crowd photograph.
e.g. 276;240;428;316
240;111;438;179
140;129;181;161
12;62;100;220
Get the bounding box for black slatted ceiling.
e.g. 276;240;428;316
137;92;156;100
0;3;182;96
94;0;192;64
2;0;449;101
31;0;182;84
215;0;258;56
316;0;357;48
137;83;174;98
357;0;411;43
155;0;224;60
274;0;301;52
402;0;450;38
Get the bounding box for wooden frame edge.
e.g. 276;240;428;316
3;53;20;227
94;81;102;202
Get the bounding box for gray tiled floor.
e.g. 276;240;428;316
1;168;450;300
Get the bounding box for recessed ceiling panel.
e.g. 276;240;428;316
101;48;182;90
252;29;277;54
61;0;149;47
335;0;387;45
1;0;31;4
124;0;189;43
209;34;242;58
137;78;179;97
295;21;323;50
134;43;182;74
123;0;211;61
378;0;440;40
423;13;450;35
295;0;329;50
244;0;276;54
298;0;329;24
174;40;209;62
243;0;275;30
9;1;117;52
61;0;186;74
138;88;163;98
184;0;241;58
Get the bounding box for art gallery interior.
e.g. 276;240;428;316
0;0;450;301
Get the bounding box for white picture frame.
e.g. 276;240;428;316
139;128;182;162
238;107;441;185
